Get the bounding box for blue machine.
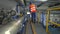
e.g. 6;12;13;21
13;1;25;19
17;15;28;34
40;12;46;28
12;2;19;19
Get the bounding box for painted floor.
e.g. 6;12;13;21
34;23;47;34
26;22;47;34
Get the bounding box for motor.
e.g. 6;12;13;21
1;10;16;24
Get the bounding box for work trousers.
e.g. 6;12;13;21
31;12;36;23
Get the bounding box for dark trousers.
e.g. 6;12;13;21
31;12;36;23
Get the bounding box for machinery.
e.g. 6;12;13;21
0;9;16;25
0;16;27;34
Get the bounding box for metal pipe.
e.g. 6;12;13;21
0;17;24;34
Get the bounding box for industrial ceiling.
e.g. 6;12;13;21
0;0;16;10
0;0;60;10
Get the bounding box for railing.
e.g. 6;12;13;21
46;7;60;33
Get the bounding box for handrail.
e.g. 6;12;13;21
31;22;37;34
46;10;50;32
49;21;60;26
47;7;60;10
46;7;60;33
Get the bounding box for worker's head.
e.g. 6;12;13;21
30;2;31;4
29;2;33;4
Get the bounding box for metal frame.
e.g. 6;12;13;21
46;7;60;33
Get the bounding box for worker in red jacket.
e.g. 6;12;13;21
29;2;37;23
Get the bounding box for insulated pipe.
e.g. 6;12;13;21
49;3;60;7
0;17;24;34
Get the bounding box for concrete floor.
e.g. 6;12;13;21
26;22;32;34
34;23;47;34
26;22;47;34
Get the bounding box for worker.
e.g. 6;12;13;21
29;2;37;23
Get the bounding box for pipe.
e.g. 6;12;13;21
23;0;27;6
37;2;46;7
0;17;24;34
48;3;60;7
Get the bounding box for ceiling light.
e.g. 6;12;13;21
38;0;47;1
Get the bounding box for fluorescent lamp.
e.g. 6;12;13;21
38;0;47;1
